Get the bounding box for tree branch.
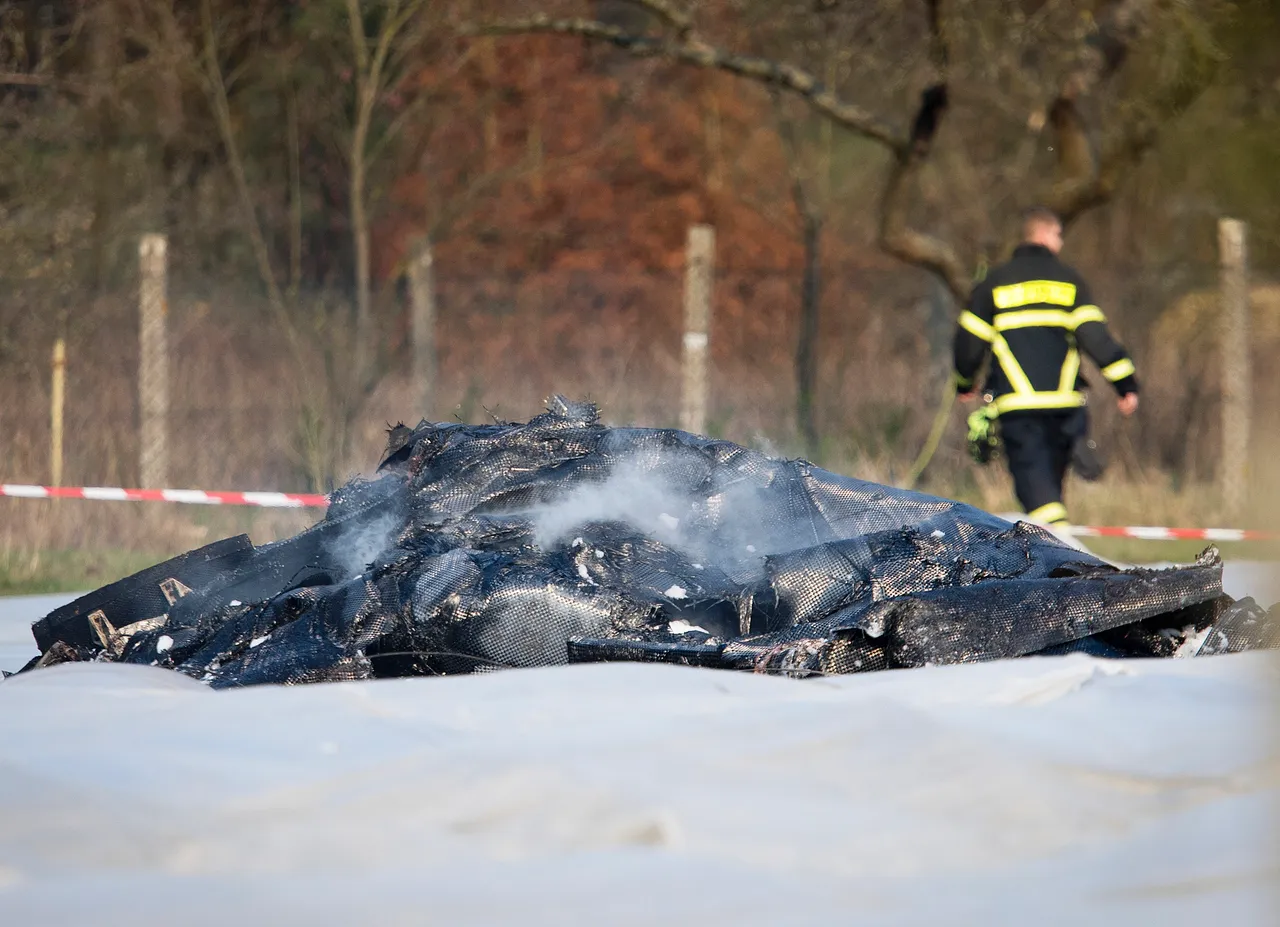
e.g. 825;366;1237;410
1072;0;1155;96
0;71;49;86
421;95;642;248
476;2;1216;305
774;98;823;457
878;84;971;305
0;70;89;96
876;5;969;304
345;0;371;73
924;0;948;75
471;8;973;299
625;0;694;39
199;0;286;317
368;6;467;167
197;0;310;388
1045;0;1216;228
465;15;906;151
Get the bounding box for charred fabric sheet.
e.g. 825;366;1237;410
19;398;1279;686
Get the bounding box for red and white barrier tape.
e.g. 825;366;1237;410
0;482;1275;541
1068;525;1276;542
0;483;328;508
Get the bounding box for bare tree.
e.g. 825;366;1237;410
86;0;123;297
768;92;830;459
468;0;1224;305
197;0;289;317
343;0;433;394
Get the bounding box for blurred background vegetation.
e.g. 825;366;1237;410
2;0;1279;587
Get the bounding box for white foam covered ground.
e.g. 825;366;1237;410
1;566;1277;925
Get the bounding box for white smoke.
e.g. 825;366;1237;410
329;511;403;580
322;447;871;586
528;459;694;551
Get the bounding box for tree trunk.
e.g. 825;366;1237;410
350;147;372;394
481;36;500;172
287;87;303;303
796;213;821;459
87;2;119;296
702;79;723;194
408;239;437;419
527;45;545;200
345;139;372;470
155;4;186;248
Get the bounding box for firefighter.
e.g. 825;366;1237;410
954;207;1139;529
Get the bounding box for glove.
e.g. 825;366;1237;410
967;405;1000;465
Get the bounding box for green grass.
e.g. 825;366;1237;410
2;538;1271;600
1082;537;1280;567
0;472;1273;599
0;547;171;596
0;500;317;597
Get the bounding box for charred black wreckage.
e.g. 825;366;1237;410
17;398;1279;687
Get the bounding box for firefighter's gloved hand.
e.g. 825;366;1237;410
967;406;1000;465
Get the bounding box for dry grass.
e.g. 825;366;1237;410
3;461;1270;596
0;499;317;594
2;268;1277;594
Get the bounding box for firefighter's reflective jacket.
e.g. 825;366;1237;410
953;243;1139;415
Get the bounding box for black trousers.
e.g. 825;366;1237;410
998;408;1088;522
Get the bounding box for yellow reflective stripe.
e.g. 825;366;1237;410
1071;305;1106;327
958;310;996;342
993;309;1073;330
1102;358;1136;382
1027;502;1069;525
994;306;1107;331
959;309;1039;397
1058;348;1080;392
992;391;1085;414
990;337;1035;395
992;280;1077;309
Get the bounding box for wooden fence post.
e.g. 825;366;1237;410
139;233;169;488
408;238;437;420
681;224;715;436
51;338;65;487
1218;218;1250;515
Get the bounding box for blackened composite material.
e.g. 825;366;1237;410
25;399;1274;687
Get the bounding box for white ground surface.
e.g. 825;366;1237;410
1;563;1277;925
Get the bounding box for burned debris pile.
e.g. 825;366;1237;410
20;398;1278;687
